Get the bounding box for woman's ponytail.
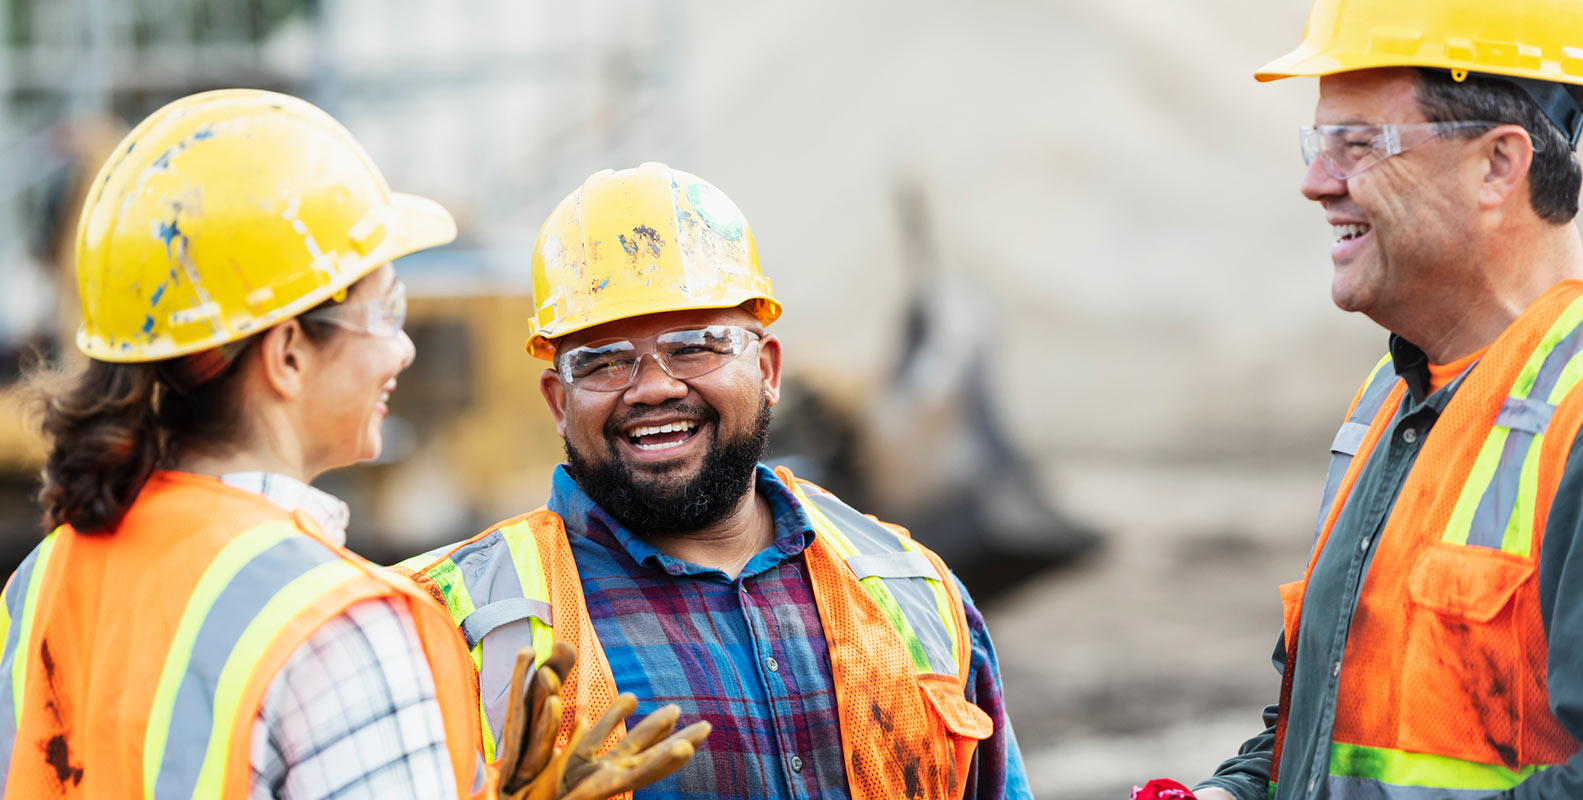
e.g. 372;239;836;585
31;360;164;533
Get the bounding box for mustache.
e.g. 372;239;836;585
603;401;719;438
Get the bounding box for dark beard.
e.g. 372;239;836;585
565;398;772;536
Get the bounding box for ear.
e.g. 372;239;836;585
539;368;569;437
256;320;313;400
1476;125;1535;211
756;334;784;406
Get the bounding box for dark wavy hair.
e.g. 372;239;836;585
29;313;339;535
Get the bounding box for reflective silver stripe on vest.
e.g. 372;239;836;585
0;539;51;790
1465;321;1583;550
1328;775;1508;799
441;527;543;744
461;597;553;649
796;485;959;676
846;551;938;581
153;535;342;797
1315;360;1402;541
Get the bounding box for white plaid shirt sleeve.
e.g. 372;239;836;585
248;597;459;800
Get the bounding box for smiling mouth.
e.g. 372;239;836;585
1333;222;1371;242
626;420;700;451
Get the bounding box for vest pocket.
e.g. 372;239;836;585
916;672;993;796
918;673;993;739
1401;543;1535;768
1408;543;1533;621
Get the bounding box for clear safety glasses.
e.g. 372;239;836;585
1299;121;1501;181
300;281;407;338
557;325;761;392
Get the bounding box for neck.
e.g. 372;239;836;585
1388;223;1583;364
170;406;314;483
643;488;777;580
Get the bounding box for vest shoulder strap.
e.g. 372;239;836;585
776;466;972;679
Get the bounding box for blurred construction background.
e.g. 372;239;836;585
0;0;1392;796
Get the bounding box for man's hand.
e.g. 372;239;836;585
495;643;712;800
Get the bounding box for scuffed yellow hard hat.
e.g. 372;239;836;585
75;88;456;362
524;163;781;360
1256;0;1583;86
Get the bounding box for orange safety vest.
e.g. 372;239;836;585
0;471;486;798
1274;281;1583;798
398;466;995;800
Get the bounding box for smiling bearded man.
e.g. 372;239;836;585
394;163;1031;800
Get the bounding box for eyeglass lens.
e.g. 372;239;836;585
560;326;756;391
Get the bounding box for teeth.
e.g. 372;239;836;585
1332;223;1371;240
635;440;686;451
629;420;697;438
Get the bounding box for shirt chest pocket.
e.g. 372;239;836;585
1400;543;1536;767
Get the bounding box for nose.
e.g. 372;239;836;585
396;328;417;371
1300;156;1347;203
622;352;688;405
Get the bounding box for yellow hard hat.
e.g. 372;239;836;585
524;162;781;360
75;88;456;362
1257;0;1583;86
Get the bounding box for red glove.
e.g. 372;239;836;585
1130;778;1197;800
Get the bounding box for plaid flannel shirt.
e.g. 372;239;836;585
547;464;1032;800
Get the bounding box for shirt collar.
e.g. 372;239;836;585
546;463;817;581
218;471;352;545
1389;334;1476;410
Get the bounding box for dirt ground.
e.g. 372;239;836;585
988;457;1325;799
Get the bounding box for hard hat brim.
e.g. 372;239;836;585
1255;46;1583;87
380;193;458;264
525;294;783;361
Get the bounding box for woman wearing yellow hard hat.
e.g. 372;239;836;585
0;89;488;797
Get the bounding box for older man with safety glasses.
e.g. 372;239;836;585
396;163;1030;800
1132;1;1583;800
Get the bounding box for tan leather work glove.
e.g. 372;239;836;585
496;642;712;800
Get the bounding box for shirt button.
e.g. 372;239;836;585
1360;536;1372;552
766;656;780;672
790;755;804;773
1309;776;1318;793
1332;660;1341;676
1403;427;1418;444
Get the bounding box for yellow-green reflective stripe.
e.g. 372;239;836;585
13;532;58;727
500;524;555;673
1510;296;1583;400
0;582;11;658
191;560;365;798
1330;741;1547;790
1442;427;1513;545
1455;300;1583;552
142;523;298;800
1546;348;1583;409
895;535;959;661
799;495;932;673
425;557;494;761
1500;346;1583;556
1443;302;1583;545
1364;353;1394;389
396;550;436;572
1503;434;1547;556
